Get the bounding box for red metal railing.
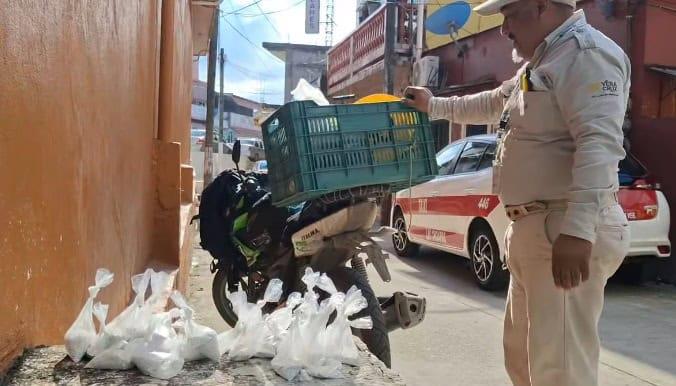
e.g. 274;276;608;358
327;5;387;88
327;1;414;91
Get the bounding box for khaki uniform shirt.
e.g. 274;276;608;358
428;10;630;243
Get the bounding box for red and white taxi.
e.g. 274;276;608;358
391;134;671;290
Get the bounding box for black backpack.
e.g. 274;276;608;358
196;170;247;271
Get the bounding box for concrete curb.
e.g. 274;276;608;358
4;341;405;385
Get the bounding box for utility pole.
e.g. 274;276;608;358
324;0;335;46
383;0;396;95
204;11;218;185
219;48;225;143
416;0;424;62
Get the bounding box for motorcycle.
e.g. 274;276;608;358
200;140;426;367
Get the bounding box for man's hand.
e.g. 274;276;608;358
552;234;592;289
402;86;433;113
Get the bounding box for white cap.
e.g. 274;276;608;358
474;0;576;16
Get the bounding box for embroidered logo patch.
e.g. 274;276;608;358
588;80;619;97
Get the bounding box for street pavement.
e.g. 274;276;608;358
187;237;676;386
368;242;676;386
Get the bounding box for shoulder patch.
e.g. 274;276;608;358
587;80;620;98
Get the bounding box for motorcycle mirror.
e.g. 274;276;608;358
232;140;241;169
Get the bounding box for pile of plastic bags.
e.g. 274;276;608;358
64;268;220;379
220;268;373;381
65;267;372;381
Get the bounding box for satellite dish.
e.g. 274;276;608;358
426;1;472;57
425;1;472;36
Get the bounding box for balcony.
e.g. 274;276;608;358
327;2;412;96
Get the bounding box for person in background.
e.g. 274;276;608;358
404;0;630;385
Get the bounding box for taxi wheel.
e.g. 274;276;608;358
470;225;508;291
392;210;419;257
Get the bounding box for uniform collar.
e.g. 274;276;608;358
531;10;587;66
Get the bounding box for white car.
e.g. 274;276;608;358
391;134;671;290
252;160;268;174
225;137;265;162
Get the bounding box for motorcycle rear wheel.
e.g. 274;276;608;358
212;268;239;328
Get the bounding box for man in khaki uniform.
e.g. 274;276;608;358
404;0;630;385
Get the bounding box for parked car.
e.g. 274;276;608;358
192;128;221;148
252;160;268;174
391;134;671;290
224;138;264;161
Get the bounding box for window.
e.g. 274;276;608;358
431;120;450;152
454;142;489;174
477;143;496;171
436;142;465;175
466;124;487;137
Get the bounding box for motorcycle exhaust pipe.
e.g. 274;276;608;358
380;292;426;332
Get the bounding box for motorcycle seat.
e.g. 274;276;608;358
290;201;378;257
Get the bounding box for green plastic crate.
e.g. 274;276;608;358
261;100;438;207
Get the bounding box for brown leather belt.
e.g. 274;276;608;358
505;200;567;221
505;193;619;222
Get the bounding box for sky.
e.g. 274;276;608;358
197;0;359;105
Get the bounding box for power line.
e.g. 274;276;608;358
222;17;282;63
227;59;279;79
221;0;264;15
232;0;305;17
255;2;282;36
243;91;284;95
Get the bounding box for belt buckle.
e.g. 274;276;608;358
506;201;546;221
506;204;529;220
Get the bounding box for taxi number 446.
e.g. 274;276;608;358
477;197;490;210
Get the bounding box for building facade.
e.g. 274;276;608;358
262;43;331;103
191;80;263;140
0;0;218;372
326;1;414;100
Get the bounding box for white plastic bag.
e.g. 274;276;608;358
170;291;220;362
84;340;134;370
86;302;110;357
129;309;184;379
271;269;342;380
264;291;302;345
227;278;284;361
146;270;175;313
271;316;304;381
64;268;114;362
322;285;372;366
104;269;153;343
291;78;330;106
303;295;343;379
216;329;237;356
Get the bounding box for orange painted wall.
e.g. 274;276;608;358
153;0;196;267
159;0;194;165
0;0;197;372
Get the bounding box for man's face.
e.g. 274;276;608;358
500;0;542;60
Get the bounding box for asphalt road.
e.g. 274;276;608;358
368;242;676;386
